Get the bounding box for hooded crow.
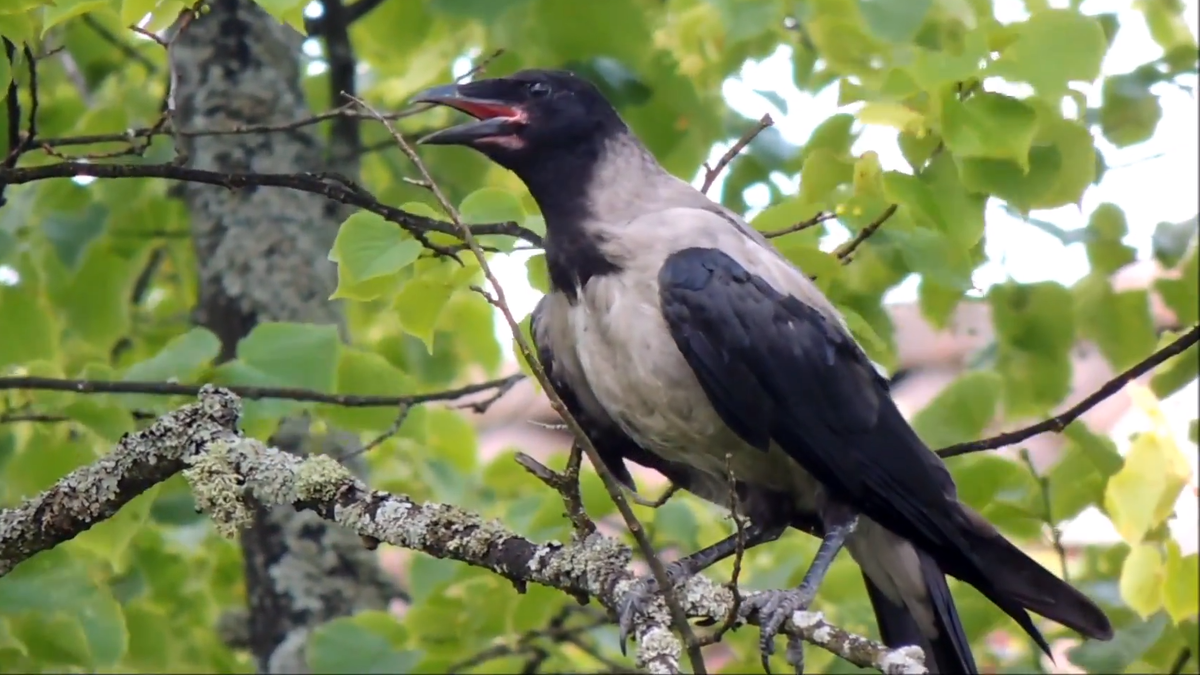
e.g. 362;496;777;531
413;69;1113;673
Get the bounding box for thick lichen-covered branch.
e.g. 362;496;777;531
0;386;241;578
178;390;926;674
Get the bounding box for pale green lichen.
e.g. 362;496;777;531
184;439;252;539
294;454;352;502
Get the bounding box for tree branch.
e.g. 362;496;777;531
0;374;523;408
0;386;241;577
938;324;1199;458
0;162;542;248
700;114;773;194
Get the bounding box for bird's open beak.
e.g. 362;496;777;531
411;83;527;146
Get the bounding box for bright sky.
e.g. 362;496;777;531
482;0;1200;549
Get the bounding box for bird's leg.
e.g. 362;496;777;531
743;503;859;674
617;519;786;652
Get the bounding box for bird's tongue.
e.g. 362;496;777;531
446;100;521;120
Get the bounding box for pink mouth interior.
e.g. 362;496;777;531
448;100;521;120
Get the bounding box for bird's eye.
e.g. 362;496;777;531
528;81;551;98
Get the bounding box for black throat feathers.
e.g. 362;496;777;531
509;135;624;303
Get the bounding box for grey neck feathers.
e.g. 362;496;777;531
528;132;695;301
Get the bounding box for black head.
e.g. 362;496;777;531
412;69;626;172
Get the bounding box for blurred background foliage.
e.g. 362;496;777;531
0;0;1197;673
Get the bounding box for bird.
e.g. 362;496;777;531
411;69;1114;673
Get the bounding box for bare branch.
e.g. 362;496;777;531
354;95;709;674
701;114;774;194
0;374;522;408
938;324;1199;458
0;162;542;249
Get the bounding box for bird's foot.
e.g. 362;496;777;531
743;586;816;674
616;562;692;654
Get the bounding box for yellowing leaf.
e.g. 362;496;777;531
120;0;159;25
1105;406;1192;543
857;102;925;134
1120;543;1164;619
1164;540;1199;623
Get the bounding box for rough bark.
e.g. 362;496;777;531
167;2;389;671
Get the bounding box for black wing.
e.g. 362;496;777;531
657;247;1067;650
657;246;968;549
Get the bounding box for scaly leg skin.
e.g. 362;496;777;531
617;521;784;654
744;510;859;674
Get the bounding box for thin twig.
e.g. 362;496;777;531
939;324;1199;457
763;211;836;239
833;204;897;262
352;94;707;674
0;374;523;409
700;454;746;646
1018;449;1068;582
701;114;773;194
83;15;158;73
629;483;681;509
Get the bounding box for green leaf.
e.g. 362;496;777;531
0;548;129;667
920;153;986;248
424;407;478;474
318;348;412;432
64;398;135;442
913;371;1003;449
1164;540;1199;623
959;146;1062;209
0;283;59;369
1047;441;1108;521
392;260;477;351
888;227;975;291
253;0;308;33
1085;203;1137;274
74;485;160;573
1105;428;1191;544
459;187;525;250
1151;217;1198;268
42;0;111;34
329;211;424;300
989;281;1076;417
122;326;221;383
236;322;341;392
307;611;421;674
1069;612;1169;672
1150;330;1198;399
525;253;550;293
989;9;1108;95
908;29;988;90
1074;276;1157;371
1100;72;1165;147
799;148;854;207
1121;543;1165;619
1063;421;1124;477
1156;246;1198;325
1027;108;1097;209
9;612;93;668
42;203;107;271
49;240;146;353
941;92;1038;168
857;0;932;43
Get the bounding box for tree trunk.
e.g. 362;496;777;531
168;1;391;670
